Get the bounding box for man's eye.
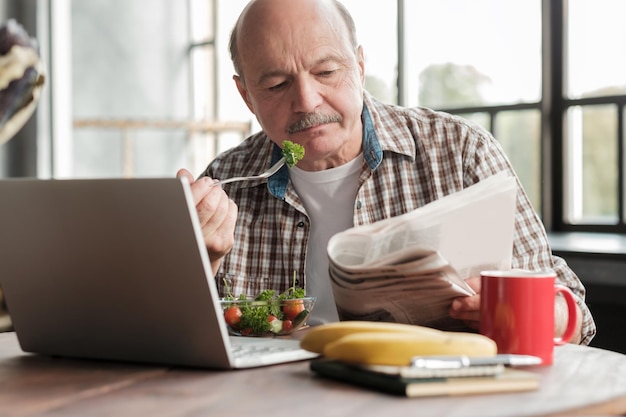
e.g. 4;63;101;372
318;70;336;76
269;82;287;91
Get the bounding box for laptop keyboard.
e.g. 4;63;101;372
231;342;300;358
228;337;319;368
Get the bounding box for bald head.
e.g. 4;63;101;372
229;0;358;80
227;0;366;170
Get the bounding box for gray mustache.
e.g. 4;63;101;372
287;113;342;134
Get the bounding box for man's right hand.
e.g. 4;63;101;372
176;169;238;274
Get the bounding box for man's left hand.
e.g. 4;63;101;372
449;276;481;330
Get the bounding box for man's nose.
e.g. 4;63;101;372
291;76;323;113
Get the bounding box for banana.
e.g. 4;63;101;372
322;331;498;366
299;321;446;354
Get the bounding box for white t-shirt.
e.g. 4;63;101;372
289;155;364;325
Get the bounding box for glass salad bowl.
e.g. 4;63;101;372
220;296;316;337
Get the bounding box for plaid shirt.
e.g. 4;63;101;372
203;91;596;345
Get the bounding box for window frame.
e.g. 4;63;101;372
547;0;626;233
400;0;626;233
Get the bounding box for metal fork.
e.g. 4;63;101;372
212;157;286;186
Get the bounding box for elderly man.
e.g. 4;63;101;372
177;0;595;344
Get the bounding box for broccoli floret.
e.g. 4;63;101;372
282;140;305;168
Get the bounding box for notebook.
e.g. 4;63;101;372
0;177;318;369
310;359;540;397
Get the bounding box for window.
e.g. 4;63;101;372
188;0;252;169
340;0;398;105
39;0;253;179
387;0;626;233
7;0;626;234
406;0;542;108
402;0;543;213
560;0;626;230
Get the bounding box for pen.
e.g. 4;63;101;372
410;354;542;369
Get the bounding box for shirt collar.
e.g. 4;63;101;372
361;102;383;171
268;144;290;197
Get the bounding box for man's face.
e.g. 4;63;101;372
234;1;365;171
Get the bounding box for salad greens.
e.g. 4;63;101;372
222;272;309;336
282;140;305;168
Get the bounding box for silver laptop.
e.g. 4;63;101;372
0;177;318;369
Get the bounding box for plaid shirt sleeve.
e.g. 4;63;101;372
360;93;596;345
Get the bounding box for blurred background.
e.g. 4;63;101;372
4;0;626;229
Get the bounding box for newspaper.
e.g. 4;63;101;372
327;172;518;329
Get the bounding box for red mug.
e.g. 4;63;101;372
479;270;578;365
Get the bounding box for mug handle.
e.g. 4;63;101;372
554;285;579;345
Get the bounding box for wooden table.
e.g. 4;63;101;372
0;332;625;417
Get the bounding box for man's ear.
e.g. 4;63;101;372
356;45;365;85
234;75;255;114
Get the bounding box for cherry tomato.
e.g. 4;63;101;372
267;315;278;322
281;320;294;334
282;299;305;321
224;306;242;328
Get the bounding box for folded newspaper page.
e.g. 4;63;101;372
327;172;518;329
